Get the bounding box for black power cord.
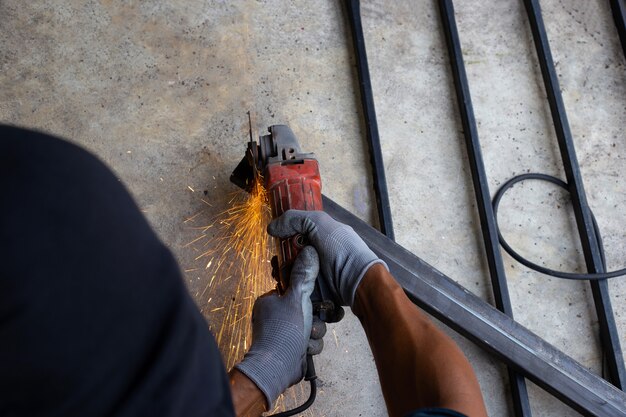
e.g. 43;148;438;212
492;172;626;280
269;355;317;417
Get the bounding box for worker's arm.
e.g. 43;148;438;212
229;246;320;417
353;263;487;417
269;210;488;417
228;369;266;417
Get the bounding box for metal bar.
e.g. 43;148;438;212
523;0;626;389
609;0;626;58
344;0;395;240
438;1;533;415
323;195;626;417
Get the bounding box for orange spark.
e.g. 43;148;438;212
184;174;315;415
185;175;273;369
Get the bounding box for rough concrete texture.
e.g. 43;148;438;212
1;1;625;416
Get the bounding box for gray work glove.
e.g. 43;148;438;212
268;210;387;308
235;246;320;409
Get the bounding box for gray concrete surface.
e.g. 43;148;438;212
1;1;625;416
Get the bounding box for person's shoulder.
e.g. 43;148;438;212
404;408;468;417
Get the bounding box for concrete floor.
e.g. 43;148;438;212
1;1;625;415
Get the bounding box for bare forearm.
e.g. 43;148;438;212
353;264;488;417
228;369;267;417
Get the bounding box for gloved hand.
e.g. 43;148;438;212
235;245;320;409
268;210;387;308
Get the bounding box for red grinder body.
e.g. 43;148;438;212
264;159;323;293
232;124;331;416
234;124;344;322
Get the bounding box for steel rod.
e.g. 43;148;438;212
345;0;395;240
438;1;533;415
323;195;626;417
610;0;626;58
523;0;626;390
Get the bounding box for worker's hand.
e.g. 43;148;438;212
268;210;387;308
234;246;319;409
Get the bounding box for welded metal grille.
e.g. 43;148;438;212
341;1;626;415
